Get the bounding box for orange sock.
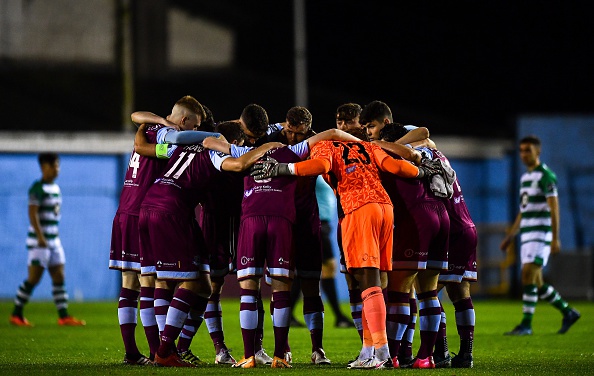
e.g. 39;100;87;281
361;286;388;349
361;308;374;348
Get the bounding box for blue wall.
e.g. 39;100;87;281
0;154;126;301
0;151;513;302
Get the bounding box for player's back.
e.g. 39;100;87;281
118;124;169;216
311;140;391;215
379;150;438;212
431;148;475;231
142;144;221;216
241;146;302;223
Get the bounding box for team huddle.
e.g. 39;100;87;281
106;96;478;369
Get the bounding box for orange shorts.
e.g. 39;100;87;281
341;202;393;272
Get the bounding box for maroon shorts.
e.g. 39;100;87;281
236;215;294;281
392;202;449;271
109;212;141;272
294;213;322;279
139;207;209;280
200;209;238;277
439;226;478;283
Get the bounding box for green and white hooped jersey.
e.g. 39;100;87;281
519;163;557;246
26;180;61;249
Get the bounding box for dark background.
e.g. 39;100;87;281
1;1;592;138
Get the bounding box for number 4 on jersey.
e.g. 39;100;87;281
129;152;141;178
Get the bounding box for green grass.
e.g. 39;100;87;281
1;299;593;375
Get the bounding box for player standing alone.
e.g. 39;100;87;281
10;153;85;327
501;135;580;335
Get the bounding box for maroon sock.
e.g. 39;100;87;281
272;291;291;359
118;287;140;356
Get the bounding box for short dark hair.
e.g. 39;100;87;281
286;106;312;128
175;95;207;121
198;104;215;132
241;104;269;137
344;127;369;142
215;121;245;144
520;135;541;147
38;152;59;166
379;123;408;142
360;100;393;125
336;103;362;121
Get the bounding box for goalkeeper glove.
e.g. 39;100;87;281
250;157;292;180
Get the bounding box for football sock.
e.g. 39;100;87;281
158;288;200;357
416;290;440;359
177;303;207;353
205;293;227;353
454;297;475;354
272;291;291;359
303;295;324;351
538;283;571;315
361;286;388;359
399;296;417;359
139;286;159;356
118;287;140;356
434;302;449;358
13;280;35;317
521;284;538;328
239;288;258;358
349;288;364;342
154;287;173;334
386;291;410;358
52;283;69;318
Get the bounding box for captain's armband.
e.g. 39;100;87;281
155;144;169;159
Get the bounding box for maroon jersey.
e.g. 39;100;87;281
379;151;441;212
117;124;169;216
432;149;475;232
241;147;302;223
141;144;222;217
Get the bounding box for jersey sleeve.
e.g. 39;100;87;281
209;150;232;171
374;146;419;178
287;140;310;160
309;142;333;166
230;144;254;158
28;182;43;206
540;168;558;197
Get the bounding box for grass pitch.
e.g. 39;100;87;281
1;299;593;375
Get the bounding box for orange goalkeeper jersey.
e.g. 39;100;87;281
309;140;394;215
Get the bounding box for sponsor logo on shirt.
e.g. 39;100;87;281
241;256;254;265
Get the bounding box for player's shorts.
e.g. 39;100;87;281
236;215;294;281
439;226;478;283
294;212;322;279
520;231;552;267
109;212;141;272
27;238;65;268
341;203;393;272
139;207;209;280
392;201;449;271
200;209;238;278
